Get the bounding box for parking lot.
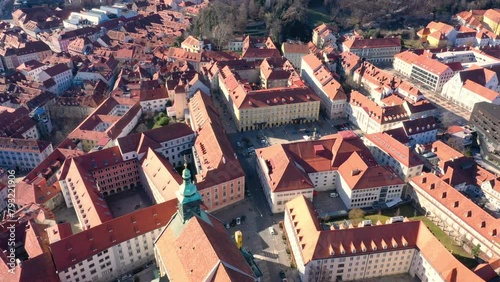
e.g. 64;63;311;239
212;199;298;282
230;117;352;159
313;191;348;217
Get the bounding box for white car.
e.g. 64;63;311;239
236;217;241;225
329;192;339;198
269;227;275;235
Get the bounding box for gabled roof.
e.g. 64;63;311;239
257;144;314;192
365;132;424;167
285;196;486;281
50;200;177;271
343;37;401;50
337;151;404;190
410;173;500;247
117;123;194;156
155;212;256;281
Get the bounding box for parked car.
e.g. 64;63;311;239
329;192;339;198
241;215;246;222
236;217;241;225
269;227;276;235
279;270;286;279
230;219;237;227
225;223;230;229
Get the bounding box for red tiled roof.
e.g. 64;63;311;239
117;123;194;155
140;148;182;201
282;42;309;54
410;173;500;247
350;91;409;125
402;116;438;136
343;37;401;50
50;200;177;272
189;91;245;190
365;132;423;167
462;80;500;102
285;196;485;281
338;151;404;190
155;212;256;282
0;137;51;153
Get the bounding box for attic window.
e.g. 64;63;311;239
466;210;472;217
480;221;486;228
430;183;435;189
453;201;459;208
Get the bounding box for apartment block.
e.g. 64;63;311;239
0;107;40;139
117;123;195;167
385;116;438;147
241;36;281;62
259;57;298;89
312;23;337;49
181;35;211;53
67;97;142;152
393;51;455;92
409;172;500;258
476;167;500;212
364;133;423;181
0;41;52;70
50;201;177;282
281;41;310;69
442;65;500;112
189;91;246;211
284;196;485;282
417;21;458;47
300;54;347;119
218;66;320;131
0;137;53;171
256;132;404;213
347;91;409;134
471;102;500;155
38;63;73;95
342;37;401;64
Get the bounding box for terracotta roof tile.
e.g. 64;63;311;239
285;196;485;281
50;200;177;271
343;37;401;50
155;213;255;281
365;132;423;167
410;173;500;247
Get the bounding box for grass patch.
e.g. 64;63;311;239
403;39;423;49
329;203;477;268
306;7;332;27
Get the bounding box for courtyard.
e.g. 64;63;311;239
106;187;153;218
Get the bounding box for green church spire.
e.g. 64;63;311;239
176;158;202;222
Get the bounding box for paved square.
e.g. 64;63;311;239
106;188;153;218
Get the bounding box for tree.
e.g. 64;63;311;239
447;137;465;154
237;0;249;32
213;23;234;50
154;116;170;128
348;208;366;226
472;244;481;257
248;0;260;20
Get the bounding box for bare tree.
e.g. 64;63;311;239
212;23;234;50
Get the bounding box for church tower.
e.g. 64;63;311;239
176;163;202;223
